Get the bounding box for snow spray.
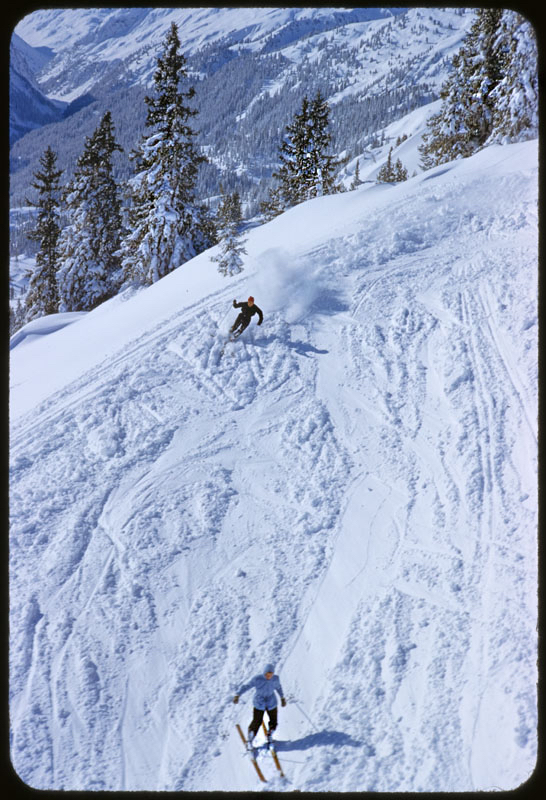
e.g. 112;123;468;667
251;248;323;323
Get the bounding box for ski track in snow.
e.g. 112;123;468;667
10;143;537;791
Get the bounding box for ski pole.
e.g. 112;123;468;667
293;699;319;732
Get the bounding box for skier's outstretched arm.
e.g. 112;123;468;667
255;306;263;325
233;676;255;703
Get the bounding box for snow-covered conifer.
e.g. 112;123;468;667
266;90;341;213
57;112;123;311
377;147;395;183
377;148;408;184
487;12;538;144
350;159;362;190
307;90;342;197
274;96;313;208
394;158;408;182
119;22;207;286
10;298;27;336
212;189;247;277
193;204;218;253
420;9;536;168
260;186;284;222
24;146;63;320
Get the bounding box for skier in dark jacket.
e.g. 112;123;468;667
230;296;263;338
233;663;286;745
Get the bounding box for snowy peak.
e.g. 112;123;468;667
14;7;405;100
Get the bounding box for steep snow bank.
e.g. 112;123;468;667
10;312;87;350
10;140;537;792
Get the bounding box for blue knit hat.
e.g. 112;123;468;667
264;663;275;674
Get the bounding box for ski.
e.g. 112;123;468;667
219;333;241;358
236;724;267;783
262;721;285;777
219;336;235;359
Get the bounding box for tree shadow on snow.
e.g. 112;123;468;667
422;166;452;181
274;730;365;753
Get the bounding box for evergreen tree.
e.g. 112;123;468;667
193;204;219;253
350;158;362;190
463;9;504;147
377;147;395;182
419;9;536;168
212;188;247;277
394;158;408;182
24;146;63;320
119;22;206;285
487;11;538;143
10;299;27;336
377;148;408;183
57;111;123;311
274;95;313;208
307;90;342;197
260;185;284;222
265;90;341;214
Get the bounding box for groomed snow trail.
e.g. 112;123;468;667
10;141;537;791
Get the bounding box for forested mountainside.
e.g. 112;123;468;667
10;7;472;213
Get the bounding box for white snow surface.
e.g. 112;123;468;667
10;312;87;350
10;140;538;792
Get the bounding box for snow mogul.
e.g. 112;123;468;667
233;663;286;745
230;296;263;338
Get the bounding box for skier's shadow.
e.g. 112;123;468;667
287;340;328;357
251;336;328;357
274;730;365;753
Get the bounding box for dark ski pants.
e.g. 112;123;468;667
249;706;278;737
231;314;250;336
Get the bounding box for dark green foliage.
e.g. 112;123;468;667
306;90;343;198
394;158;408;183
420;9;537;169
260;186;284;223
57;111;123;311
350;159;362;190
274;95;313;207
193;204;219;254
24;146;63;320
376;147;408;184
10;298;27;336
212;188;247;276
488;11;538;143
120;22;207;285
264;90;342;216
377;146;394;183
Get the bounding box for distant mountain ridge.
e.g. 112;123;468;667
10;7;473;213
10;32;67;145
14;8;405;102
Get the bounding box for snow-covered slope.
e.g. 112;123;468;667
10;140;538;792
9;312;87;350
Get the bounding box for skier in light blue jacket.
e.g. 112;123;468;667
233;663;287;744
